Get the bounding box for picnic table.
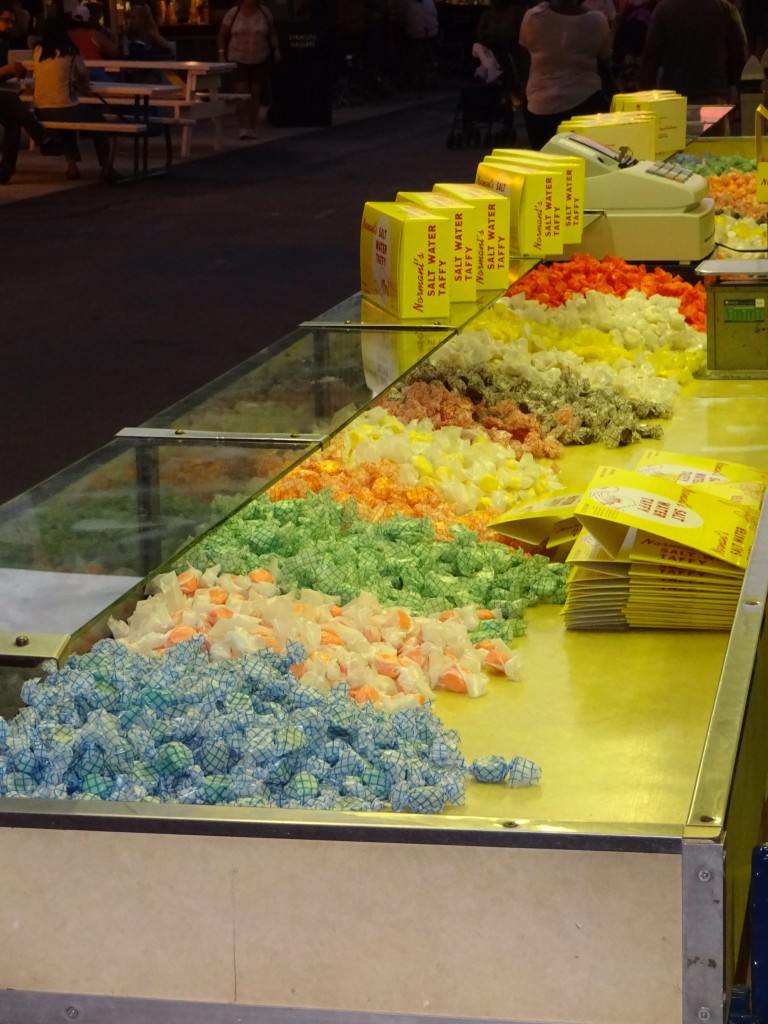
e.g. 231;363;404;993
18;57;237;157
85;59;237;156
88;80;183;176
20;80;183;180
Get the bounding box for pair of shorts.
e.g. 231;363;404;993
233;61;270;89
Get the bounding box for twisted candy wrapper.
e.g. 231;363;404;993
180;491;569;627
1;639;541;814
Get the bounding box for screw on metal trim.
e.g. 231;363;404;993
698;869;712;883
501;820;519;828
174;428;185;436
697;1007;711;1022
14;635;29;647
65;1008;79;1020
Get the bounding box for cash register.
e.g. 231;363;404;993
543;133;716;262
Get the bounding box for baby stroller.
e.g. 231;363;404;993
446;43;517;149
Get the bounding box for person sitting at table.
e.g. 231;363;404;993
3;0;30;46
68;4;120;77
32;15;117;181
0;2;57;184
122;3;174;62
217;0;280;140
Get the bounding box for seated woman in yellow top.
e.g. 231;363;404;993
32;15;115;181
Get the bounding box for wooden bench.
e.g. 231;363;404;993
38;121;146;133
38;119;171;181
197;92;250;102
98;110;195;129
80;95;233;157
22;59;238;156
85;60;237;156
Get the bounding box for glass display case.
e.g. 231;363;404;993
0;271;766;1024
0;273;514;667
0;435;319;663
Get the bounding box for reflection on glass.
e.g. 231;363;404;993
144;326;453;439
0;443;305;577
0;661;56;720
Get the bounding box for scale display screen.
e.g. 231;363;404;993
724;298;766;323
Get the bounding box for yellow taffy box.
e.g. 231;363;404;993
491;148;585;243
559;111;657;161
396;190;477;303
361;330;448;392
360;201;451;320
478;158;566;255
611;90;687;158
432;183;510;291
475;161;565;256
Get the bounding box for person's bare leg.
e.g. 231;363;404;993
247;82;261;135
234;76;252;137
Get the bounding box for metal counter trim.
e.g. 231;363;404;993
687;497;768;828
0;796;689;852
0;991;550;1024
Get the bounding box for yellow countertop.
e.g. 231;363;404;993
433;377;768;831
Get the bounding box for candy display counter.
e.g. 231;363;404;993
0;256;767;1024
0;308;484;666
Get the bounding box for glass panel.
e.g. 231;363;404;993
305;290;501;330
0;437;317;637
143;324;453;436
307;271;535;330
0;660;55;720
686;104;733;141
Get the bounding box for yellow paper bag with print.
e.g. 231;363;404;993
574;465;759;569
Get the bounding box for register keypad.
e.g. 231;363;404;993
645;161;694;182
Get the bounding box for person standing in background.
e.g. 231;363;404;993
476;0;527;115
391;0;439;90
476;0;527;80
519;0;612;149
612;0;657;91
217;0;280;140
19;0;41;40
639;0;748;104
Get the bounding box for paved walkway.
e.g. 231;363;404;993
2;89;512;503
0;89;455;205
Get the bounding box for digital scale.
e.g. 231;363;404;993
695;259;768;378
543;133;716;262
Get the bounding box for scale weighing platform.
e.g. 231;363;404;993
696;259;768;378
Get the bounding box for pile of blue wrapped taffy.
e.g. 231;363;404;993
0;637;540;812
